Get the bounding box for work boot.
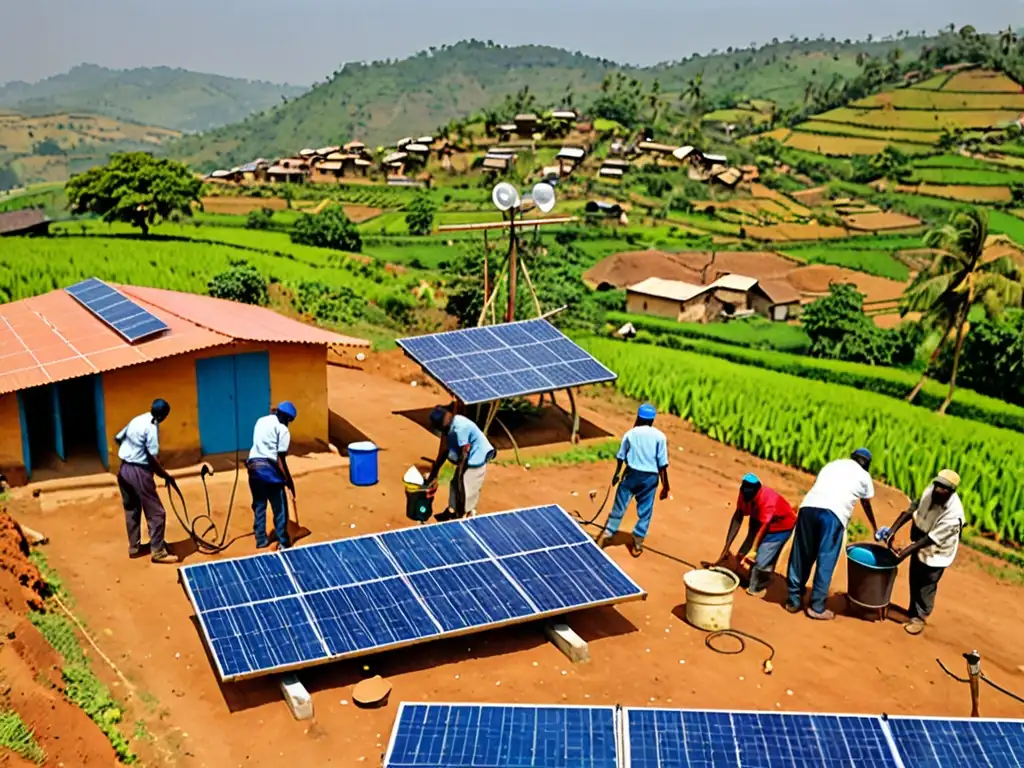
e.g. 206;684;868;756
128;546;142;559
783;601;802;614
904;617;926;635
151;550;180;565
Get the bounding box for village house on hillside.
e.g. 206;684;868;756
626;273;801;324
0;209;50;237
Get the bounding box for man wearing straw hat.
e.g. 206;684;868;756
878;469;964;635
598;403;670;557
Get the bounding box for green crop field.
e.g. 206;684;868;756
581;337;1024;544
815;106;1019;131
780;246;910;280
911;154;1005;170
905;167;1024;186
794;120;939;145
852;89;1024;111
606;311;811;353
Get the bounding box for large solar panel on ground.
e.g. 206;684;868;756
384;703;618;768
886;716;1024;767
180;504;645;681
65;277;169;342
624;708;898;767
397;319;616;404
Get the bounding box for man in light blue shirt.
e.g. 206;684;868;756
246;401;297;549
425;405;496;521
599;403;670;557
114;398;179;564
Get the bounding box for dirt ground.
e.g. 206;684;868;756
6;352;1024;766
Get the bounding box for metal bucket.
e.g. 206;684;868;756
846;543;899;611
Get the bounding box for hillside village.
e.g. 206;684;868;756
3;19;1024;768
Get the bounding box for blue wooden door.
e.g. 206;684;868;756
50;384;65;461
93;375;109;469
195;352;271;455
16;392;31;479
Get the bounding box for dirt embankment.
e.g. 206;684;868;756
0;502;117;766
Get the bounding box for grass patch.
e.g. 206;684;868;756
780;246;909;280
847;519;871;543
496;439;620;468
0;711;46;764
26;552;136;764
607;311;811;353
906;167;1024;186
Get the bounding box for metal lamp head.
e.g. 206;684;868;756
492;182;521;212
532;182;556;213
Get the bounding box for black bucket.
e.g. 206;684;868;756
405;488;433;523
846;542;900;611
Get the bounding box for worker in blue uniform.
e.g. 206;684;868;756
247;401;297;550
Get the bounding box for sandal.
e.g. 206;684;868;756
806;608;836;621
904;619;926;635
630;537;644;558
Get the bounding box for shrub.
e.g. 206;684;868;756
291;207;362;252
246;207;274;230
207;264;269;306
405;193;437;236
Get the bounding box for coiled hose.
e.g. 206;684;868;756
165;452;249;555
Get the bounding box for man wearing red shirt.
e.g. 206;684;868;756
716;473;797;597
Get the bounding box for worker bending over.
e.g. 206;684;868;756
879;469;964;636
247;402;297;550
599;404;670;557
114;398;179;564
786;448;878;620
425;405;496;521
716;473;796;597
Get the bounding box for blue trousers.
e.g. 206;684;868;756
748;528;793;594
786;506;844;613
605;470;660;540
250;473;290;548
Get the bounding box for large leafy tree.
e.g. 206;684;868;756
290;206;362;252
65;152;202;236
405;193;437;236
901;208;1024;413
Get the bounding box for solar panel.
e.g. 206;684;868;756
886;716;1024;767
383;703;619;768
396;319;616;404
624;708;898;767
66;277;169;342
180;504;645;681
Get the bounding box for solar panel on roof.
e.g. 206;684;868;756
396;320;616;404
384;703;619;768
886;716;1024;768
624;708;898;767
180;504;645;681
65;278;169;343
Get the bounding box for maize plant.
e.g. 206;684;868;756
581;337;1024;545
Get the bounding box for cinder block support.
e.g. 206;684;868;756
280;674;313;720
545;622;590;664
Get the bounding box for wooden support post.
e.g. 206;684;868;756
965;650;982;717
279;674;313;720
566;387;580;444
545;622;590;663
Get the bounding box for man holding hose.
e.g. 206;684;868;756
247;402;298;550
877;469;964;635
716;473;796;597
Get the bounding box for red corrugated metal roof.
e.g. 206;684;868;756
119;286;369;348
0;285;369;396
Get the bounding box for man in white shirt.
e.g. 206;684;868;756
246;401;297;549
114;398;179;564
785;448;878;620
879;469;964;635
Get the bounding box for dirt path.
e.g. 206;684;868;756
8;358;1024;766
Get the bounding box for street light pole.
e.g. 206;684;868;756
505;207;518;322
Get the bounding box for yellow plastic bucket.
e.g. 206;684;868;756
682;567;740;631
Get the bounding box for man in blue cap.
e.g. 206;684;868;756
716;473;797;597
785;448;878;620
424;405;496;521
114;398;179;564
599;403;670;557
247;402;298;549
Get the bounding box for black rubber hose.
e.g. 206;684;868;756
165;450;248;554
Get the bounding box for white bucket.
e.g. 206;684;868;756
682;568;740;631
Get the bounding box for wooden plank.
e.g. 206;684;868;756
545;622;590;663
436;216;577;232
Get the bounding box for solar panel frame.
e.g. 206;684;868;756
65;277;169;343
383;702;621;768
884;714;1024;768
180;505;646;682
622;707;900;767
396;319;617;405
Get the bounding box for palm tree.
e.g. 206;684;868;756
682;73;705;114
901;209;1024;412
999;25;1017;56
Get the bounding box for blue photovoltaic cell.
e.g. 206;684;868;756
384;704;619;768
397;319;616;405
887;717;1024;767
65;277;169;343
626;708;897;767
180;504;645;681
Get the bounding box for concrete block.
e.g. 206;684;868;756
280;674;313;720
545;622;590;663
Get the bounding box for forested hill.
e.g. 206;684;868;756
166;34;934;170
0;64;307;132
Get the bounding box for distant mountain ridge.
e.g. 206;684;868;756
165;35;934;170
0;64;308;132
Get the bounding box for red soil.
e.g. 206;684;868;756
5;353;1022;765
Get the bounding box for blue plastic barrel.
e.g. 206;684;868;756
348;441;379;486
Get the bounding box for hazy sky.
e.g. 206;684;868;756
2;0;1022;85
